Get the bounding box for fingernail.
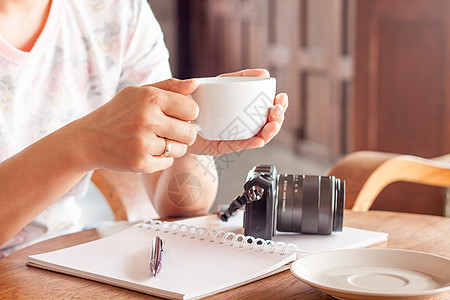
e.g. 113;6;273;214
243;69;270;77
189;125;197;144
280;93;288;105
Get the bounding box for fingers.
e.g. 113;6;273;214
217;138;265;153
84;81;202;175
115;136;186;174
149;137;188;158
152;115;197;146
144;80;199;121
259;122;281;144
188;135;265;156
219;69;270;78
128;82;198;160
153;89;199;121
274;93;288;111
267;104;285;123
147;78;199;96
258;93;288;144
142;157;174;173
139;75;287;163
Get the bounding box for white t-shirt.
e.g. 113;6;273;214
0;0;171;253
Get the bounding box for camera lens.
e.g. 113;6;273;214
276;174;344;234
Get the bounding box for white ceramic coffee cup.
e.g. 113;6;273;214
191;77;276;140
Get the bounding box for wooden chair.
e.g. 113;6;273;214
91;169;159;222
326;151;450;215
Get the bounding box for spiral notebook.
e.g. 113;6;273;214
181;211;389;255
27;219;298;300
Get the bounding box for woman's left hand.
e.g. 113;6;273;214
188;69;288;156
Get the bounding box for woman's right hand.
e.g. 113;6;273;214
73;78;200;174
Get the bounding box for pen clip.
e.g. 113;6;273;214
159;236;165;251
152;236;164;258
151;236;164;277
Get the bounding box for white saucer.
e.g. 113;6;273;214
290;248;450;300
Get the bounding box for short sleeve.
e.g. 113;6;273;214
117;0;172;91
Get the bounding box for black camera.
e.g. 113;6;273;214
220;165;345;240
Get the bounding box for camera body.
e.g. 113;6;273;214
242;165;278;240
242;165;345;240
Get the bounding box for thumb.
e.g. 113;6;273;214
145;78;199;96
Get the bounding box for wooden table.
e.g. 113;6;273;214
1;210;449;299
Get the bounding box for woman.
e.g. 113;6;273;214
0;0;288;254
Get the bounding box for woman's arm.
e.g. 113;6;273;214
0;120;89;246
0;79;200;246
142;154;218;217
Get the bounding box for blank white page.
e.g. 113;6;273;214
28;222;297;300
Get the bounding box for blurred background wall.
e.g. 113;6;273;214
147;0;450;214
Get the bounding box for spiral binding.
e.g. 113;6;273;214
138;219;298;255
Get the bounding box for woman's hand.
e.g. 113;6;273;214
74;79;200;173
187;69;288;156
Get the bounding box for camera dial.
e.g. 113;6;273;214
246;186;264;202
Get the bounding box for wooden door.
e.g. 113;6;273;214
188;0;268;77
281;0;354;162
261;1;355;161
353;0;450;156
353;0;450;215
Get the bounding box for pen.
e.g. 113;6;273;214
150;236;164;277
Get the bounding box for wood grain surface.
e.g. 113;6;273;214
1;210;449;299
